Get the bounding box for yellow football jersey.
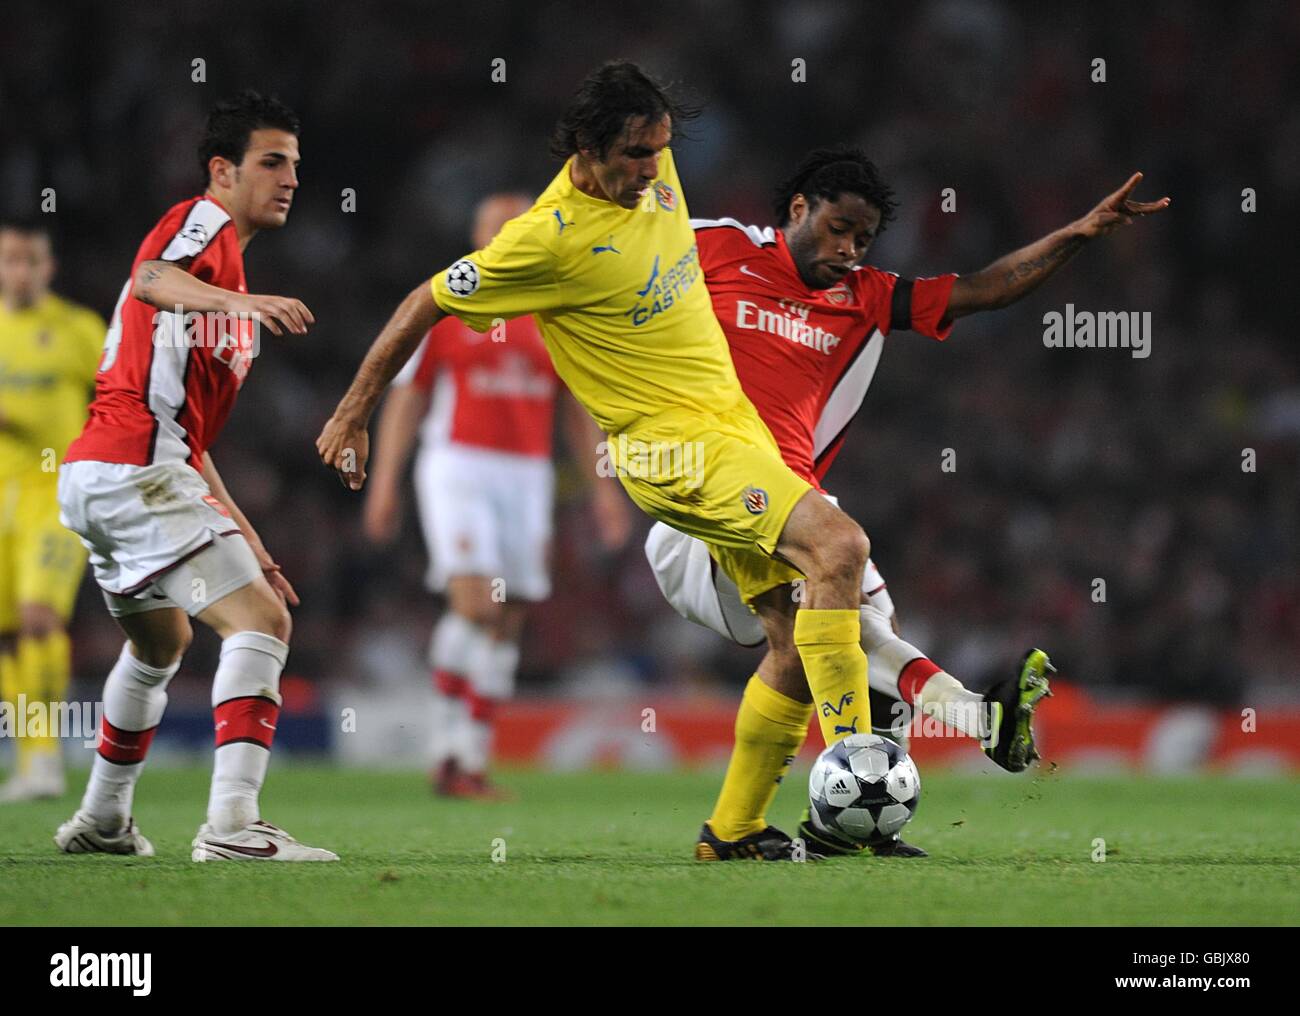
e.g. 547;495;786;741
430;148;746;436
0;293;104;480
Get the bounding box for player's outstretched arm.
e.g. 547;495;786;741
133;260;314;335
940;172;1169;324
317;281;445;491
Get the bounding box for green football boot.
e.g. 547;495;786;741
982;648;1054;772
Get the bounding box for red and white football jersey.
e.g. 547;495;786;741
395;315;557;458
695;218;957;488
66;196;253;471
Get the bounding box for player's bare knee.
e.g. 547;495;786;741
454;597;501;631
810;518;869;588
257;598;292;643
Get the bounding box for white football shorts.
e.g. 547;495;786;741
412;443;555;601
58;459;260;617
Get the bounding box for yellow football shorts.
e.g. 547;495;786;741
609;400;810;603
0;474;87;630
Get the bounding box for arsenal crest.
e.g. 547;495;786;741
825;281;852;305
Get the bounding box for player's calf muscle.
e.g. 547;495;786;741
756;648;811;702
119;609;192;667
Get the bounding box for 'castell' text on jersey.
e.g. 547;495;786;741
624;244;702;327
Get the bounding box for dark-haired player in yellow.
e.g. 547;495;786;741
0;221;103;801
319;60;878;860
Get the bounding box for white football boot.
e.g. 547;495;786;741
54;810;155;856
191;819;339;862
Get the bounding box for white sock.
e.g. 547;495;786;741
463;712;492;775
207;631;287;836
429;612;491;769
81;644;178;834
462;639;518;775
859;603;985;737
914;672;988;738
430;683;458;768
429;611;486;674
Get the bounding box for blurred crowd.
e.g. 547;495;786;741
2;0;1295;705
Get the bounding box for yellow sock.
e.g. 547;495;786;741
706;675;812;843
794;608;870;746
14;632;70;765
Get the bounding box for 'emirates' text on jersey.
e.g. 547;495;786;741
694;218;957;487
66;196;252;470
394;315;557;458
429;149;747;437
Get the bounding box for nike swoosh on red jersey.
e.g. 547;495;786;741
739;264;774;284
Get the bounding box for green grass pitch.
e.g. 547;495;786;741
1;765;1296;925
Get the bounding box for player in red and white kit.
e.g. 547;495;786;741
364;194;630;798
647;147;1167;858
53;91;336;861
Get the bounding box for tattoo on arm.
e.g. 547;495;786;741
1004;235;1086;286
138;264;164;299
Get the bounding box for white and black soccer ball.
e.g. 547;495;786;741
808;733;921;846
445;258;479;296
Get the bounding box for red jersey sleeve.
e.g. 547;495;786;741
908;274;958;340
852;266;958;340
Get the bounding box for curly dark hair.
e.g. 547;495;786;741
772;146;898;228
198;89;300;183
549;60;701;161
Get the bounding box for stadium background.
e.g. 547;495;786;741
2;0;1296;772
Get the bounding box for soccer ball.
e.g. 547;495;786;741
445;258;479;296
808;733;920;845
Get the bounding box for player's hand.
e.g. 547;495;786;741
252;546;300;607
317;414;370;490
1076;172;1170;238
362;482;402;545
592;479;633;551
232;292;315;336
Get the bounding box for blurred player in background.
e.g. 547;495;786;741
363;193;630;799
319;62;894;864
0;220;104;802
52;91;334;862
649;146;1168;858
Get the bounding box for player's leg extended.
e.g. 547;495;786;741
55;604;189;855
152;533;333;862
856;584;1052;772
701;585;812;853
776;492;871;746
